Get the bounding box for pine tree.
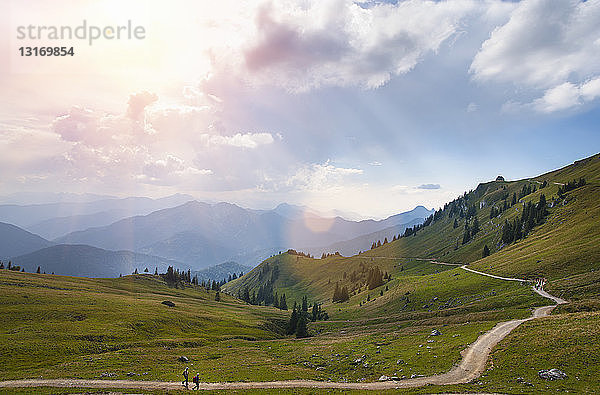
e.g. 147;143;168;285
462;222;471;244
36;266;41;274
215;291;220;301
472;216;480;235
280;294;287;310
295;314;308;338
287;307;299;334
511;193;517;206
133;268;138;275
483;245;490;258
453;218;459;229
154;267;158;275
312;303;319;321
302;295;308;312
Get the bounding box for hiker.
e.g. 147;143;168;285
182;367;189;388
193;372;200;390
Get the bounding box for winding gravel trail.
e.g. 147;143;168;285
0;263;566;391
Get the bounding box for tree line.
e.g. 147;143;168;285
286;296;328;338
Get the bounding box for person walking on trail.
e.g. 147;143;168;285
182;367;189;388
193;373;200;390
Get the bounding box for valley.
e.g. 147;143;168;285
1;153;599;393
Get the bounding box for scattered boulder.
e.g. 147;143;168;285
378;375;389;381
351;358;362;365
539;369;567;380
430;329;442;336
100;372;116;378
316;366;325;371
178;356;189;362
162;300;175;307
126;372;137;377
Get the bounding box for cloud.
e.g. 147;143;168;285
417;183;441;190
470;0;600;113
471;0;600;88
285;161;363;191
201;132;275;148
466;102;478;113
240;0;480;90
368;161;382;166
531;77;600;113
127;91;158;121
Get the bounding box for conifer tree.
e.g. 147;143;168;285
36;266;41;274
287;307;299;335
295;314;308;338
302;295;308;312
472;216;480;235
453;218;459;229
462;222;471;244
483;245;490;258
280;294;287;310
215;291;220;301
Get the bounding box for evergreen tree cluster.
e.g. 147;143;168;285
518;184;537;199
366;266;387;289
286;249;314;258
161;266;196;287
321;251;342;259
558;178;586;197
332;281;350;302
286;296;328;338
501;194;549;245
0;261;24;272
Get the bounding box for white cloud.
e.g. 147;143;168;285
533;77;600;113
285;161;363;191
239;0;481;91
466;102;478;113
471;0;600;89
201;132;275;148
533;82;581;113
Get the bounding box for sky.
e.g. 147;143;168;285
1;0;599;219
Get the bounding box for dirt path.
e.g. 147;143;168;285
0;263;566;391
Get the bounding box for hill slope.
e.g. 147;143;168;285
10;244;188;277
0;222;53;260
226;153;600;314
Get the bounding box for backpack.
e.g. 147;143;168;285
193;376;198;384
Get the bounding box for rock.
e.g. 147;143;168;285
162;300;175;307
316;366;325;371
351;358;362;365
100;372;116;378
396;359;404;365
178;356;189;362
378;375;389;381
126;372;137;377
430;329;442;336
390;376;400;381
538;369;567;380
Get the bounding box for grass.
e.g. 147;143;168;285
2;153;600;393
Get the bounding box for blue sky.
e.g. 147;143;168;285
1;0;599;218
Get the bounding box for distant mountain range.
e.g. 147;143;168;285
55;202;433;268
0;194;433;276
0;194;194;238
192;261;251;283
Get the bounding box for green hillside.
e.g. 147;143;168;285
221;153;600;392
2;153;599;393
0;271;287;382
